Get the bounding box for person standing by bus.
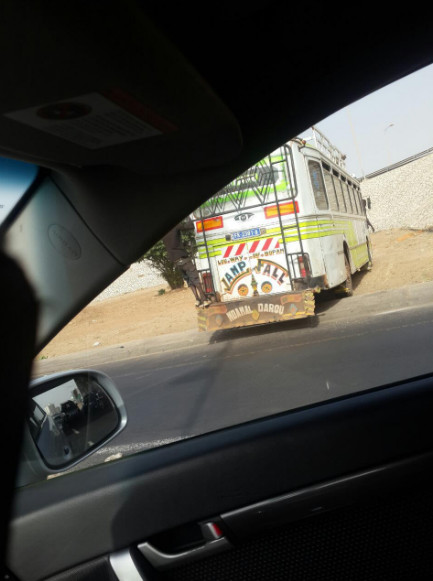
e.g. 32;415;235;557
163;218;210;308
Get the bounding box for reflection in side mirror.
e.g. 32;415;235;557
27;370;126;470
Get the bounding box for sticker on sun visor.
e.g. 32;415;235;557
5;91;176;149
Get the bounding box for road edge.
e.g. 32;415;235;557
33;281;433;377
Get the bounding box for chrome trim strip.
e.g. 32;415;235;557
110;549;144;581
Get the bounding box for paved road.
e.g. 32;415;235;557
79;292;433;467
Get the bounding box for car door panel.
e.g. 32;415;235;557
8;374;433;581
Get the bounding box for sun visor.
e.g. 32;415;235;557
0;2;242;175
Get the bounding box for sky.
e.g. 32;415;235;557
299;63;433;178
34;379;78;413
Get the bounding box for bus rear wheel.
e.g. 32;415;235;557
335;254;353;298
364;240;373;270
361;239;373;271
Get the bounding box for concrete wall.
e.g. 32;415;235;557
361;152;433;231
94;261;165;300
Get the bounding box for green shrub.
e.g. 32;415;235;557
139;229;197;290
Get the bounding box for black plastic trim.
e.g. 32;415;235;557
221;451;433;538
8;374;433;581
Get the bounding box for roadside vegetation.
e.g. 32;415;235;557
140;229;196;289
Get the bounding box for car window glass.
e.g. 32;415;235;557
0;158;38;227
10;62;433;483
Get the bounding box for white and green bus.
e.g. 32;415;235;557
193;127;372;331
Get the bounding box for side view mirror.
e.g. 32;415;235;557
18;369;127;487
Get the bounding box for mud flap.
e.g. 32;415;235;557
197;290;315;332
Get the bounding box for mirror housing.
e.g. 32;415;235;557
17;369;127;487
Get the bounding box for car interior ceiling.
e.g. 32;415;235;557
3;2;433;580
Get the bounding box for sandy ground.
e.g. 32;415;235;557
38;229;433;359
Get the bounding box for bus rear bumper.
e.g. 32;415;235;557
197;290;315;332
293;274;328;291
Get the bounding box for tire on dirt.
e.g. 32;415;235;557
335;253;353;298
361;239;373;272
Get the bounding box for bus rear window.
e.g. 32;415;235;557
193;147;297;218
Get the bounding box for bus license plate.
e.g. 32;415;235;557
232;227;261;240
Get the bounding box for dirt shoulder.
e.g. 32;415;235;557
38;229;433;359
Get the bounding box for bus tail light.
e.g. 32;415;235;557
264;201;299;219
202;272;214;293
298;255;310;278
196;216;224;232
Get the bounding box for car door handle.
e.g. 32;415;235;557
137;522;231;570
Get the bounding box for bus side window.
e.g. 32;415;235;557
333;172;347;212
308;160;329;211
323;169;339;212
350;185;360;214
343;180;353;213
348;183;357;214
357;189;364;214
